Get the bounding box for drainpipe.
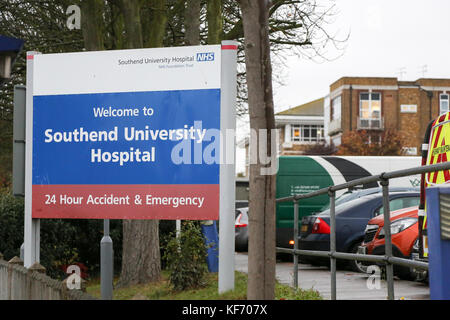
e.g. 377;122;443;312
427;90;433;121
349;85;353;131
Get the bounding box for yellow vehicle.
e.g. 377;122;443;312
419;112;450;259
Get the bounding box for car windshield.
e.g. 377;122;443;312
318;194;378;217
317;187;418;212
317;192;419;217
319;190;361;211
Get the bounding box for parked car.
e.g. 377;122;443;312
276;155;421;249
235;207;249;252
358;205;424;280
318;187;419;212
235;187;419;253
298;191;420;272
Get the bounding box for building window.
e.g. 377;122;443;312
291;124;325;143
360;92;381;119
331;95;341;121
440;93;449;115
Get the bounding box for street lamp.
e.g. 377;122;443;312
0;35;24;85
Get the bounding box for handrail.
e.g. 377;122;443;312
275;161;450;300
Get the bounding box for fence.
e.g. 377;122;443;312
0;255;95;300
276;161;450;300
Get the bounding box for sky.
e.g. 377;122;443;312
236;0;450;174
274;0;450;111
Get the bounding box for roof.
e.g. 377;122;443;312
276;97;324;116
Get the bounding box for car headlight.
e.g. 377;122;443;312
365;224;379;233
378;218;417;237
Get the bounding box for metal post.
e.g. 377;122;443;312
24;51;41;268
101;219;113;300
381;179;395;300
329;190;337;300
218;40;238;293
176;220;181;238
13;85;26;197
293;200;299;289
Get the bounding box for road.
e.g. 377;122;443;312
234;252;430;300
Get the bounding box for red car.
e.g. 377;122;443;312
359;206;419;280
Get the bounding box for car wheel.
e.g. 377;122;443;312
349;243;368;273
235;240;248;252
395;256;417;281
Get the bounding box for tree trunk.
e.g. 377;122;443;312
107;1;125;50
184;0;201;45
81;0;104;51
116;0;163;287
120;0;143;49
143;0;168;48
117;219;161;286
206;0;222;44
239;0;277;300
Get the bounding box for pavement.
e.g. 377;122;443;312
234;252;430;300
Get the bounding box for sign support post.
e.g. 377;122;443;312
24;51;40;268
101;219;113;300
218;40;238;293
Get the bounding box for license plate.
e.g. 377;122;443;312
300;225;308;232
357;246;367;255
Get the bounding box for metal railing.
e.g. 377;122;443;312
275;161;450;300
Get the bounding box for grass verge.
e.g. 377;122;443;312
86;271;322;300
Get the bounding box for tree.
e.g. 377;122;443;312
223;0;348;116
184;0;201;45
207;0;222;44
239;0;277;300
80;0;105;50
0;0;85;186
336;129;406;156
115;0;166;288
0;0;346;292
0;0;346;127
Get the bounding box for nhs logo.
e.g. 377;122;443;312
196;52;215;62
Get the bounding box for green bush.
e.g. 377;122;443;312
0;192;24;260
163;221;208;291
0;190;123;279
0;189;177;279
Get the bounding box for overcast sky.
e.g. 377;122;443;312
236;0;450;174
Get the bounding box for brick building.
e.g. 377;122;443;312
326;77;450;155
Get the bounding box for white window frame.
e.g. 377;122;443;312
291;124;325;143
359;92;382;120
440;93;449;115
